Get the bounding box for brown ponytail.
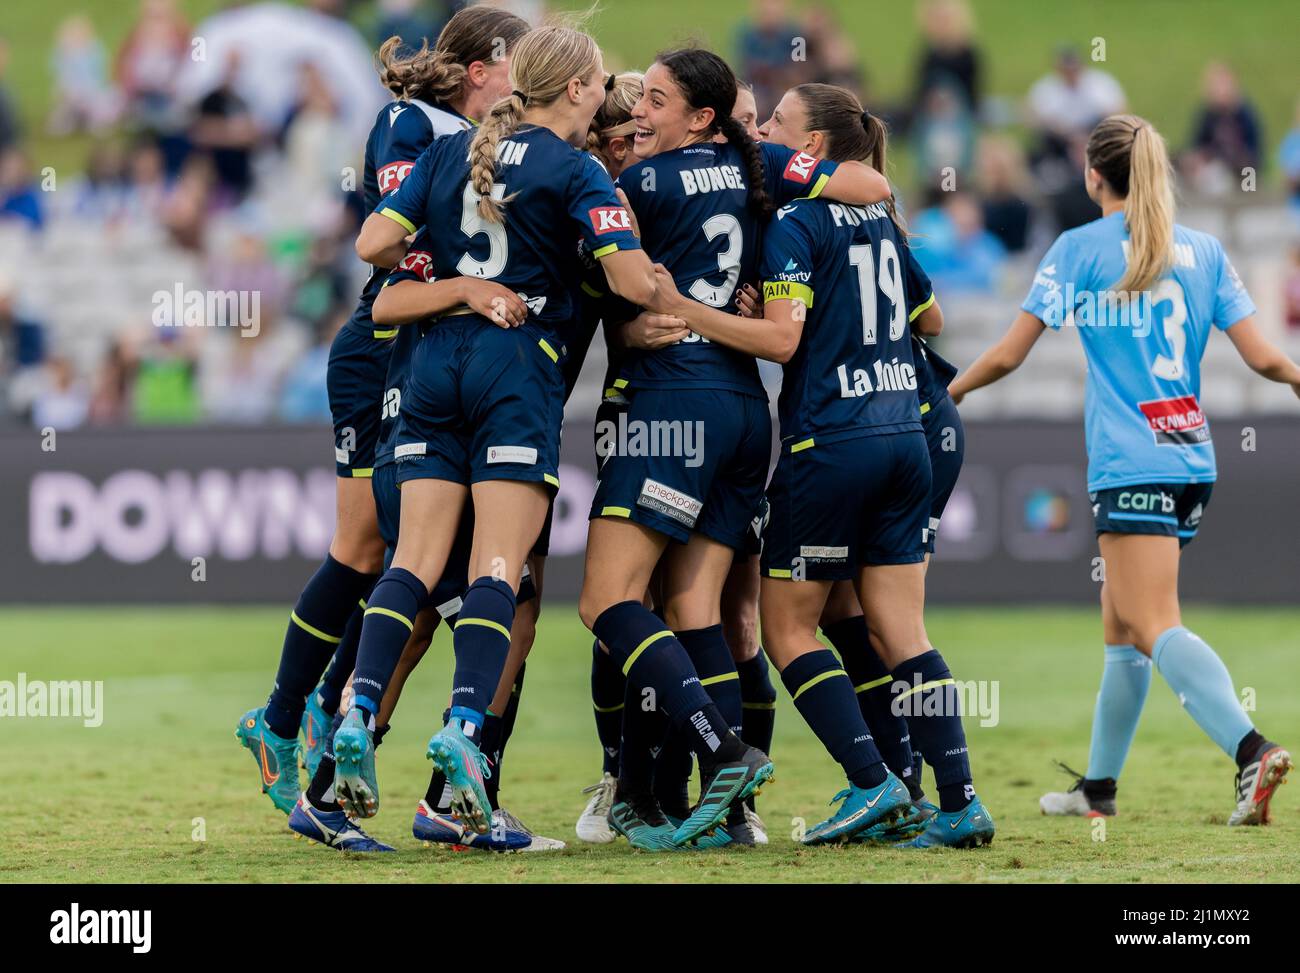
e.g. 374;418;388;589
1086;113;1175;294
376;5;528;104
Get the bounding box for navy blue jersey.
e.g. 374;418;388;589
373;236;439;468
760;198;923;447
345;98;473;338
378;125;641;349
616;141;839;395
897;248;958;408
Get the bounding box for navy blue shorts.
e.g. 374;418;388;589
922;393;965;553
590;387;770;549
762;429;932;580
372;462;534;618
327;325;395;477
593;396;629;475
393;318;564;493
1091;481;1213;548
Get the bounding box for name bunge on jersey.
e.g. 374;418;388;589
595;414;704;467
1032;243;1200;337
151;284;261;337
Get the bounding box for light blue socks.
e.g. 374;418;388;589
1085;644;1151;780
1152;626;1253;758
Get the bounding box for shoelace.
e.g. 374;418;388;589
829;788;851;807
495;809;533;836
1054;760;1087;792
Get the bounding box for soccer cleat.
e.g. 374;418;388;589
1040;762;1116;817
744;802;769;844
672;744;774;846
608;792;680;851
853;798;936;844
688;803;758;849
332;708;379;818
905;796;995;848
300;688;331;779
1228;745;1292;827
412;800;532;852
235;706;301;815
288;796;393;852
426;722;493;835
802;772;913;845
496;808;567;851
576;772;618;844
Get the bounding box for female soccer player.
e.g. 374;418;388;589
579;49;893;849
654;83;995;848
345;25;662;835
234;5;528;819
950;114;1299;826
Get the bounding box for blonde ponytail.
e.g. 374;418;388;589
1086;114;1175;294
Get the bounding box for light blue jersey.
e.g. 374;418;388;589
1021;212;1255;491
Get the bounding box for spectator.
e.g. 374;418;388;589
31;355;90;430
129;327;200;424
1182;62;1262;196
913;0;980;113
48;15;119;135
115;0;192;132
0;272;45;376
911;191;1007;294
1027;47;1125;158
281;61;355;228
67;143;130;224
189;50;259;203
912;82;976;193
1284;245;1300;332
1281;95;1300;213
88;339;132;425
977;134;1032;252
801;3;864;94
0;40;20;152
736;0;803;112
0;148;44;231
161;154;215;252
279;309;343;422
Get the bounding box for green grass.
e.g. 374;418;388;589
2;604;1297;883
2;1;1296;185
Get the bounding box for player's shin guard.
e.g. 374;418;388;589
265;555;378;738
592;641;626;775
449;576;517;741
678;626;743;737
737;652;777;757
892;650;973;812
1085;644;1151;782
351;567;426;720
1152;626;1254;758
316;601;367;718
780;649;888;788
592;601;739;770
823;615;919;796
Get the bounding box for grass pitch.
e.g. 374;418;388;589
3;604;1298;883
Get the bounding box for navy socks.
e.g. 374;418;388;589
351;566;427;720
892;649;973;812
591;640;626;776
736;652;777;757
780;649;888;789
449;576;517;738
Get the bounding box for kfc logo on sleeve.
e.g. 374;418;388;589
398;250;435;281
589;206;632;234
784;151;817;184
378;161;415;194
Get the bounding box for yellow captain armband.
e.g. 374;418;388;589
762;280;814;307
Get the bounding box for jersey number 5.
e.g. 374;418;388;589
457;181;508;279
849;239;905;345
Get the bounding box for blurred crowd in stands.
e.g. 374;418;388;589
1;0;1298;429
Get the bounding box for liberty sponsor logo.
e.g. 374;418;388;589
1138;395;1210;446
689;710;721;751
837;358;918;398
1;673;103;727
783;151;818;184
595;413;704;468
589;206;632;234
152;284;260;337
50;903;151;952
486;445;538;465
377;159;415;194
636;478;703;527
680;164;746;196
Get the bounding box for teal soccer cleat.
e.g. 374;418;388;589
235;706;301;815
671;744;774;846
802;772;913;845
300;687;331;779
426;722;493;836
332;708;380;818
905;796;995;848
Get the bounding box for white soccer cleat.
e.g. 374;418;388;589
1228;745;1292;827
744;803;768;844
1040;762;1115;817
495;808;566;851
576;772;618;843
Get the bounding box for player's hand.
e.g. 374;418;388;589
735;283;762;319
624;311;689;349
462;279;528;328
615;188;640;238
649;263;686;314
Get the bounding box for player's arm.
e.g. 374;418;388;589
912;299;943;336
373;276;527;328
1223;316;1300;397
902;243;942;336
819;161;891;205
652;265;801;362
762;142;890;205
356;212;412;268
356;142;436;266
947;311;1046;404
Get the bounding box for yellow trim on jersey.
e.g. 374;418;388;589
358;598;367;609
792;668;847;701
350;468;374;478
593;701;624;713
700;672;740;687
372;328;398;340
591;243;620;259
908;292;936;322
742;700;777;710
854;675;892;694
790;437;815;453
613;378;629;388
623;629;673;675
804;172;830;199
894;677;955;702
580;281;605;299
762;280;814;308
290;611;343;644
364;606;414;632
379;207;417;234
919;401;931;416
456;617;511;641
538;339;559;363
766;568;793;578
601;506;631;518
543;473;560;488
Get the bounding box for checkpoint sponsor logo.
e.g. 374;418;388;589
636;477;703;528
1138;395;1210;446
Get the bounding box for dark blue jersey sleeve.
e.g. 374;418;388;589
382;228;437;286
373;105;434;197
376;139;438;234
759;142;840;206
569;154;640;259
759;203;820;308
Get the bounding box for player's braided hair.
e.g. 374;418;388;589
585;72;643;162
657;48;773;218
1087;113;1175;295
468;26;602;224
376;5;528;103
792;83;904;233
